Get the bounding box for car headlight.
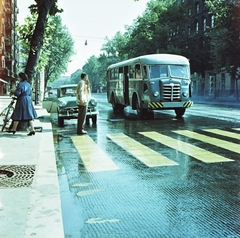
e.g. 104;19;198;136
153;91;159;97
89;98;97;106
58;99;67;107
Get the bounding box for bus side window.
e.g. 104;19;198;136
114;68;118;79
143;66;147;79
129;65;134;78
135;64;142;78
119;67;123;79
111;69;114;80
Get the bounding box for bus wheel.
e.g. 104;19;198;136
111;95;118;112
136;99;146;118
175;108;186;118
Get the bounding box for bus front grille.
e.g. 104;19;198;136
162;83;180;101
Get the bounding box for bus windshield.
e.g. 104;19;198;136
149;65;189;79
169;65;188;79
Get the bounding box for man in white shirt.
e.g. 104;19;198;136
76;72;90;135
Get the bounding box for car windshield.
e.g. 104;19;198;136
60;87;77;97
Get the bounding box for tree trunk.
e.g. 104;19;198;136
25;0;55;83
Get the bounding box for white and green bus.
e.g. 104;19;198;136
106;54;193;118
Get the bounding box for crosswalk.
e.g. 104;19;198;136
71;135;119;172
71;128;240;172
140;131;233;163
107;133;178;167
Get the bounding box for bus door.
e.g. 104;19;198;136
124;66;129;105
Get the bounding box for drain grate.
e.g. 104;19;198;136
0;165;36;188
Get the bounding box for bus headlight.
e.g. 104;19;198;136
153;91;159;97
182;92;188;97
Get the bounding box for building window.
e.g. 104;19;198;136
187;26;191;35
203;18;207;31
195;21;199;33
196;3;200;14
1;56;5;68
188;9;191;16
211;15;215;28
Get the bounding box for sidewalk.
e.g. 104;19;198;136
0;96;64;238
192;95;240;108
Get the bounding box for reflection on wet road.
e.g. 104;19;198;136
53;94;240;238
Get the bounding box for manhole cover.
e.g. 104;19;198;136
0;165;36;188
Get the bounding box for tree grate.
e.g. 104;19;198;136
0;165;36;188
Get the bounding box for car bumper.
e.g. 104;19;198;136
58;108;99;119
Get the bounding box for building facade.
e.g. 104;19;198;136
0;0;18;96
186;0;239;98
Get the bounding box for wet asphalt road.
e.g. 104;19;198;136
51;94;240;238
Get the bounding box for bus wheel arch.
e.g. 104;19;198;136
132;92;146;118
111;92;124;112
111;93;117;112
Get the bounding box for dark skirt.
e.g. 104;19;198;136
11;96;38;121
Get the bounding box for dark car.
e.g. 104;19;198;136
43;84;99;127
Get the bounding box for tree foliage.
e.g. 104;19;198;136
23;0;63;83
18;13;74;89
44;16;74;87
206;0;240;79
66;0;239;96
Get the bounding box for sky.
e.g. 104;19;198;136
17;0;149;75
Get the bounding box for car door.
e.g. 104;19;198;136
42;89;58;113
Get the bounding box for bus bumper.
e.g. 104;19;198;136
148;101;193;109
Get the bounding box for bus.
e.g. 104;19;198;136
106;54;193;118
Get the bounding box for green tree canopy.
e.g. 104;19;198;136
18;14;74;89
206;0;240;78
24;0;62;82
44;15;74;87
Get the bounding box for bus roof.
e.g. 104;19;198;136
107;54;189;70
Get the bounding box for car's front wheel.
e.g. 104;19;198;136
58;116;64;127
92;115;97;124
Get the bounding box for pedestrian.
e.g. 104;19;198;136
76;72;90;135
8;72;37;135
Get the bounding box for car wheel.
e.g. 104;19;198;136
58;116;64;127
86;117;90;125
92;115;97;124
